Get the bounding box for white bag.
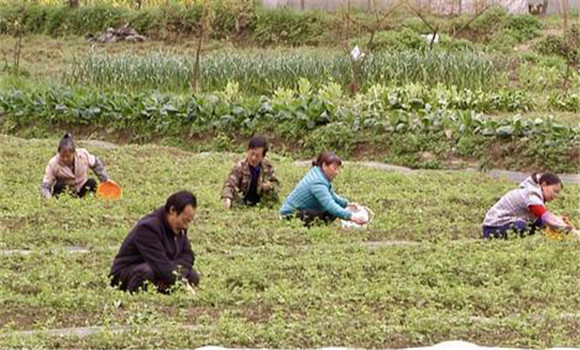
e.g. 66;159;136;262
341;205;374;229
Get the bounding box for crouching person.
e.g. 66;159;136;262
280;151;367;227
482;172;575;239
222;136;279;208
110;191;200;294
41;133;114;199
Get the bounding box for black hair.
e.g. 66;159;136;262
248;136;268;156
165;191;198;214
312;151;343;167
58;133;76;153
533;172;562;188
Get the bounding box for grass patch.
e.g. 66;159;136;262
0;135;579;348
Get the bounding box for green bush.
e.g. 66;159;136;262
504;14;543;42
470;6;509;40
469;8;541;52
0;3;557;51
0;6;21;33
364;28;426;52
210;1;241;40
438;34;477;52
70;5;127;35
0;3;327;44
0;86;577;172
17;5;48;33
534;26;580;64
125;7;166;36
304;122;357;155
25;5;127;36
253;7;325;46
487;30;520;53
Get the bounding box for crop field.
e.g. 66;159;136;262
0;135;579;348
1;29;578;172
0;2;579;348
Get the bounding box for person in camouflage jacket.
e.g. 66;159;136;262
221;136;280;208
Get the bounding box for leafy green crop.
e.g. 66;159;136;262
66;50;500;93
1;84;577;172
0;135;578;348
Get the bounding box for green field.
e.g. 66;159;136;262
1;135;579;348
2;3;579;172
1;27;578;173
1;3;579;347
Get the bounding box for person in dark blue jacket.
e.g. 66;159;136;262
110;191;200;293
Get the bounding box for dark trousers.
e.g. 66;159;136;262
53;179;97;198
483;218;544;239
243;194;261;207
115;262;200;294
241;192;278;208
296;209;337;227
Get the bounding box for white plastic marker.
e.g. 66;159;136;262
350;45;365;62
421;33;440;43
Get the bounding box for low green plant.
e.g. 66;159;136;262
0;85;577;172
534;26;580;64
548;92;580;113
503;14;543;42
0;135;578;348
67;50;501;93
356;28;426;52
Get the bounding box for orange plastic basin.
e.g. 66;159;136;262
97;181;123;200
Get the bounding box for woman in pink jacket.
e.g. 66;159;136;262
41;133;114;199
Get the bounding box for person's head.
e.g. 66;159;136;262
58;133;76;166
535;172;562;202
164;191;198;234
312;151;343;181
247;136;268;167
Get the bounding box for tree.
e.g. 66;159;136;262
340;0;404;95
562;0;570;31
192;0;215;93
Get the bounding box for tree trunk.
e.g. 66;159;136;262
192;3;209;93
69;0;79;8
192;21;205;93
562;0;569;31
542;0;549;15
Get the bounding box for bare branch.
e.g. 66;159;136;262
452;3;496;40
405;0;437;34
366;0;406;50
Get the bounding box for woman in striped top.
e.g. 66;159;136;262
482;172;575;239
280;151;367;226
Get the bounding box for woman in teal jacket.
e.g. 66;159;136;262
280;151;367;226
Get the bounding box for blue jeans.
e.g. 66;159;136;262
483;218;544;239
